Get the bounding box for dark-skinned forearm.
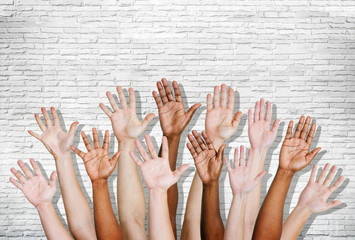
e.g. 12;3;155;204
252;168;294;240
93;179;122;240
201;181;224;240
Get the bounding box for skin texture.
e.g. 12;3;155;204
187;131;226;240
71;128;122;240
100;86;154;240
224;146;266;240
245;99;279;240
28;107;96;240
129;135;190;240
152;78;201;236
9;159;73;240
252;116;321;240
281;164;344;240
181;84;242;240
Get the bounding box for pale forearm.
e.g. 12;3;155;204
93;180;122;240
224;194;247;240
37;203;73;240
149;189;175;240
117;140;146;239
281;205;311;240
55;152;95;239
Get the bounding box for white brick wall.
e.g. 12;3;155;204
1;0;354;239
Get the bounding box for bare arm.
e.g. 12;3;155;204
100;87;154;240
281;164;344;240
71;128;122;240
253;116;321;240
10;159;73;240
28;107;96;239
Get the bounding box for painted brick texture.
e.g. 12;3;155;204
1;0;354;239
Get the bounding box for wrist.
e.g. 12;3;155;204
54;151;71;162
149;188;167;196
294;204;313;217
277;167;295;178
92;178;108;187
164;133;181;142
203;180;219;188
36;202;52;212
233;192;247;199
118;139;135;151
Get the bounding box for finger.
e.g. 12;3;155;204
306;123;316;144
145;134;158;159
50;107;60;125
173;164;190;180
28;130;41;141
246;148;253;168
285;121;294;139
253;101;260;122
29;158;42;176
254;170;267;184
10;168;26;184
152;91;163;108
271;119;280;138
224;157;232;172
70;145;86;159
9;177;22;190
316;163;330;183
135;139;151;162
185;103;201;125
92;128;100;149
213;86;220;108
227;88;234;110
323;165;337;186
141;113;155;130
233;148;239;168
265;101;272;122
102;130;110;150
325;200;342;211
201;131;215;150
41;107;53;127
220;84;227;108
157;81;168;104
188;133;202;153
192;130;207;151
129;87;136;110
239;145;245;167
232;111;242;128
81;131;93;151
34;113;46;132
49;171;57;189
248;108;252;127
207;93;213;111
111;151;121;166
68;121;79;136
217;144;226;163
99;103;113;117
162;78;174;101
116;86;128;109
329;176;345;193
172;81;183;102
18;160;34;179
187;142;198;159
259;98;265;120
294;116;305;138
305;147;322;165
300;116;311;140
309;164;317;183
129;151;143;167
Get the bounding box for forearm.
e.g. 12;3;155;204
252;168;294;240
37;203;73;240
224;194;247;240
55;152;95;239
93;180;122;240
149;189;175;240
281;205;312;240
117;140;146;239
201;181;224;240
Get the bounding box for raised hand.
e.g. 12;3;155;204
225;146;266;195
279;116;321;173
298;164;344;213
205;84;242;146
153;78;201;137
248;99;279;149
187;130;225;185
28;107;79;159
100;86;155;142
10;159;57;208
130;134;189;190
71;128;121;182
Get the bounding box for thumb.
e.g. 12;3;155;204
141;113;155;130
173;164;190;180
253;170;267;185
111;151;121;166
271;119;280;137
325;200;342;211
49;171;57;189
217;144;226;162
184;103;201;124
232;111;242;128
68;121;79;136
305;147;322;164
